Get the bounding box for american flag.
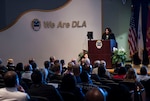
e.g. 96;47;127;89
128;10;138;57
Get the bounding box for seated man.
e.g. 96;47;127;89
92;60;101;75
49;63;63;84
85;87;107;101
28;69;63;101
59;73;85;101
77;71;98;94
0;71;30;101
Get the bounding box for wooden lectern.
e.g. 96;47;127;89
88;39;117;69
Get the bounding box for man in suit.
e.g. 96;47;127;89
28;69;63;101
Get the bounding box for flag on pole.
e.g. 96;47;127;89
137;5;144;61
146;5;150;58
128;8;138;57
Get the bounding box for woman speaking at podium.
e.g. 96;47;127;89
102;27;116;40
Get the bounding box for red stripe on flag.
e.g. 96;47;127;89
128;10;138;57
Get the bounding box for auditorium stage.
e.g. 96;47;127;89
107;64;150;75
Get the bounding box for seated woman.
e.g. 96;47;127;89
113;66;127;80
121;68;144;91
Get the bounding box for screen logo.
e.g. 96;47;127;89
31;19;41;31
96;40;102;49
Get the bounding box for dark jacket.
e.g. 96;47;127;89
28;84;63;101
102;33;116;40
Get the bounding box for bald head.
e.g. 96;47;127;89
85;88;106;101
4;71;19;87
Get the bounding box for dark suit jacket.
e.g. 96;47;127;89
28;84;63;101
102;33;116;40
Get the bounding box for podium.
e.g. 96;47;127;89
88;39;117;69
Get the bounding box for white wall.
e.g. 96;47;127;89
0;0;102;67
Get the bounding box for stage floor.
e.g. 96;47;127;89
107;64;150;75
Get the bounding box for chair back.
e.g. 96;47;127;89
0;76;5;88
30;96;49;101
90;74;101;82
119;81;135;91
59;91;77;101
21;78;33;88
99;79;115;85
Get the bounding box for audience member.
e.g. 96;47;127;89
113;66;127;80
15;62;29;91
49;56;56;68
71;58;78;65
0;58;7;77
136;66;150;101
107;84;132;101
6;58;15;71
92;60;101;75
124;64;132;71
113;62;124;74
85;88;107;101
40;60;52;84
59;73;85;101
29;58;39;71
137;65;150;81
123;68;144;90
28;69;63;101
49;63;63;83
80;71;93;84
54;59;61;65
60;59;67;74
124;68;138;81
100;60;111;78
98;65;111;79
83;53;90;62
30;62;38;72
63;61;74;75
73;64;82;83
78;49;88;64
81;57;92;75
0;58;7;88
78;71;98;94
80;52;92;74
21;64;33;89
28;58;35;65
0;71;30;101
91;60;110;82
15;62;24;82
22;64;33;80
52;59;62;73
0;58;3;65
